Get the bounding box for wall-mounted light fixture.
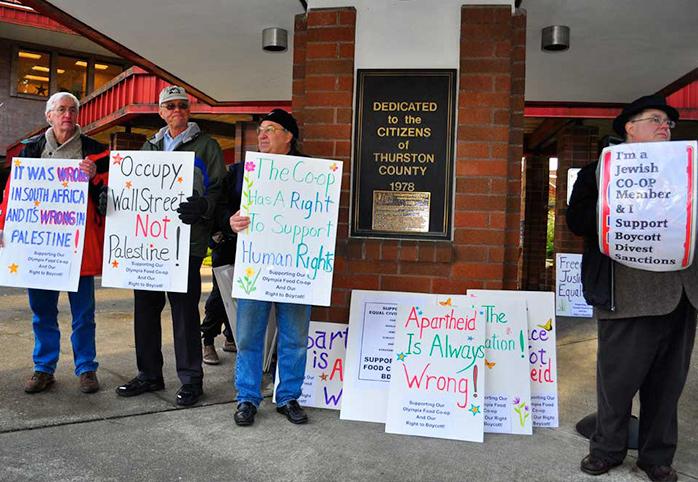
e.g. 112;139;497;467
263;27;288;52
541;25;570;52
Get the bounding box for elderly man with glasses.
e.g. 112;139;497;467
115;86;225;407
227;109;312;427
0;92;109;394
567;95;697;482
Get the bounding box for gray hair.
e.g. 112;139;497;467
45;92;80;115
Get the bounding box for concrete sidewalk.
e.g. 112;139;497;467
0;268;696;481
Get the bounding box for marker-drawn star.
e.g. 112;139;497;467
469;404;481;416
8;263;18;273
177;176;183;183
14;159;21;167
320;373;328;381
125;181;132;189
396;352;407;362
467;336;474;341
112;153;123;165
111;260;119;268
62;181;69;188
34;200;40;207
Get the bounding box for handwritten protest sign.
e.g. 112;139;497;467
598;141;698;271
469;290;558;428
274;321;347;409
0;158;88;291
555;253;593;317
101;151;192;292
385;294;485;442
232;152;342;307
468;292;531;435
341;290;417;423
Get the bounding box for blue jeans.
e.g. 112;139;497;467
235;300;310;407
27;276;97;376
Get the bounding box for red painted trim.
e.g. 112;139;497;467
0;1;75;34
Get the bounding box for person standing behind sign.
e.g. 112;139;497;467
0;92;109;394
567;95;697;482
115;86;225;407
228;109;311;426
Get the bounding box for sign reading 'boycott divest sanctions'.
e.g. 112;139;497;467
101;151;193;292
598;141;698;271
232;152;342;307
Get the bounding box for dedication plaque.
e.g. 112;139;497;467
351;69;456;239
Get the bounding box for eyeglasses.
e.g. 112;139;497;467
52;106;78;115
630;116;676;129
256;126;287;135
162;102;189;111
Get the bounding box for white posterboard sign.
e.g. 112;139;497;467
273;320;347;409
232;152;342;307
468;292;531;435
385;294;485;442
469;290;559;428
555;253;593;318
101;151;192;292
341;290;418;423
597;141;698;271
0;158;89;291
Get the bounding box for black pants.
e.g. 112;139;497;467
591;294;697;466
200;273;233;346
133;256;204;385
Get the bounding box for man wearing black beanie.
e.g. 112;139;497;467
228;109;311;427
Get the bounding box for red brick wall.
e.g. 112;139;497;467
294;6;526;322
554;124;599;255
110;132;146;150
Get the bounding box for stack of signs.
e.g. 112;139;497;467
597;140;698;271
555;253;593;318
0;158;89;291
101;151;193;292
274;321;347;409
232;152;343;307
340;289;558;441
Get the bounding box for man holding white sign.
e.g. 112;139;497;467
115;86;225;407
0;92;108;395
229;109;313;426
568;95;697;482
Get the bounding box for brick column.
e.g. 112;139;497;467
554;124;599;255
110;131;146;150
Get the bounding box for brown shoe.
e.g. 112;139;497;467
203;345;220;365
79;371;100;394
223;339;237;353
24;371;55;394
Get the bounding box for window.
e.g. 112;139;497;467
11;45;127;100
16;49;50;97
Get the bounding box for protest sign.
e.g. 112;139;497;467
273;321;347;409
385;294;485;442
232;152;342;307
0;158;88;291
469;290;559;427
101;151;192;292
341;290;417;423
467;292;531;435
598;141;698;271
555;253;593;317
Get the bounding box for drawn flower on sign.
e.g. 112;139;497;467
237;266;261;295
245;161;256;172
329;162;338;172
240;174;255;215
513;396;530;427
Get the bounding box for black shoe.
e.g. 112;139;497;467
176;384;203;406
276;399;308;424
115;377;164;397
637;462;678;482
234;402;257;426
580;454;622;476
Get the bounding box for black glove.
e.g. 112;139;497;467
97;185;109;216
177;193;209;225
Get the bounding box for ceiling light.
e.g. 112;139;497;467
75;60;88;67
32;66;50;72
24;74;49;82
19;51;42;59
541;25;570;52
263;27;288;52
94;64;109;70
57;69;65;74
